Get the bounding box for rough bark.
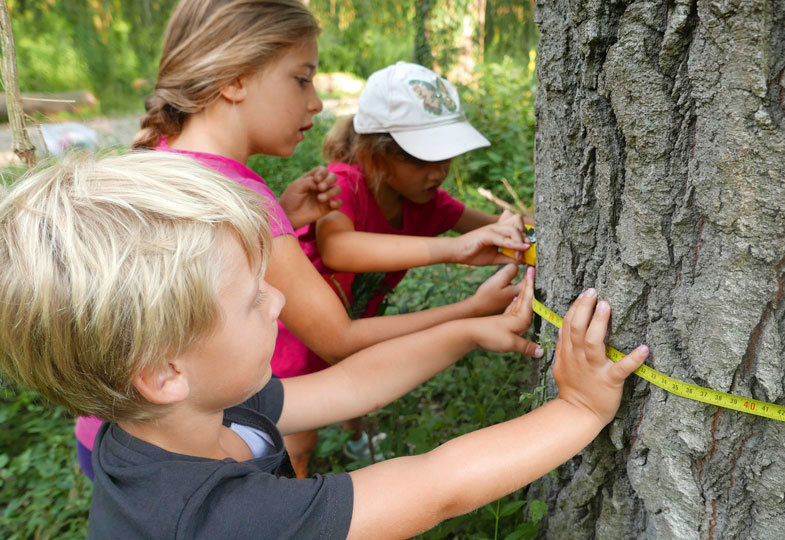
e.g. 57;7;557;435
533;0;785;538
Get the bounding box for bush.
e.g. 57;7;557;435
0;388;91;539
454;55;538;206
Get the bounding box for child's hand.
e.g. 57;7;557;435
471;267;543;358
467;264;523;316
452;210;530;266
279;166;342;229
553;289;650;425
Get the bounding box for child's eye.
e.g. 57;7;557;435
296;77;312;88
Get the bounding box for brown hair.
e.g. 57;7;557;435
323;115;410;194
133;0;320;149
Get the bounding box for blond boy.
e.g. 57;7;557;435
0;152;648;539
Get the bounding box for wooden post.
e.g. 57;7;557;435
0;0;35;168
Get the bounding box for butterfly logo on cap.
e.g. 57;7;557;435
409;77;457;115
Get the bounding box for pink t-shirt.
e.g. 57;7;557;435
271;162;465;378
75;140;294;450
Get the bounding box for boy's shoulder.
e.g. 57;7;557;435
88;379;354;539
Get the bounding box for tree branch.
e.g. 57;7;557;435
0;0;35;168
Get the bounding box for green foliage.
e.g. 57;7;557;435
484;0;539;63
454;55;537;202
10;6;88;93
311;0;415;77
9;0;178;114
0;387;91;539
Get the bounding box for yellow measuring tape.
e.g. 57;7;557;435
501;230;785;422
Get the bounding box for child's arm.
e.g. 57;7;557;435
267;236;523;364
450;205;501;232
277;267;541;434
343;290;648;539
315;209;529;272
453;206;536;232
278;166;342;229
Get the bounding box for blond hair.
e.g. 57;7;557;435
0;151;270;422
133;0;320;149
323;115;406;195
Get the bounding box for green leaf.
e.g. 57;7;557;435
505;522;538;540
500;500;526;516
529;499;548;522
483;502;498;518
405;426;430;453
487;151;503;163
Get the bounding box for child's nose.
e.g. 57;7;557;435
309;87;323;114
270;285;286;319
427;160;450;180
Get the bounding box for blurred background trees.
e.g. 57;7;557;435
7;0;537;110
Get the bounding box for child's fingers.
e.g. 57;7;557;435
318;184;341;200
518;266;535;310
564;289;598;349
310;165;329;179
320;171;338;187
505;266;534;317
609;345;649;382
490;263;519;288
514;337;544;358
584;299;611;364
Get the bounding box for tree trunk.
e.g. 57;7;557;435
413;0;435;68
533;0;785;538
0;0;35;168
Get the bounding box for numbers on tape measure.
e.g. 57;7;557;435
532;297;785;422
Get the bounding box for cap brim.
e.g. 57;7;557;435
390;120;490;161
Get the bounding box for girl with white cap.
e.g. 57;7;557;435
276;61;534;476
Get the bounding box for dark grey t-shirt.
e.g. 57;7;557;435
88;378;353;539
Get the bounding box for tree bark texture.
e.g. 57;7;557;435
533;1;785;538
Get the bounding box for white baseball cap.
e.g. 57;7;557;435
353;61;490;161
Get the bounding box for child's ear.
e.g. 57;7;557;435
133;362;189;405
219;77;248;103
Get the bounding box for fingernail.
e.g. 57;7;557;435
637;345;650;355
526;266;535;280
578;291;585;299
597;300;610;312
534;347;544;358
512;295;518;302
585;288;597;298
